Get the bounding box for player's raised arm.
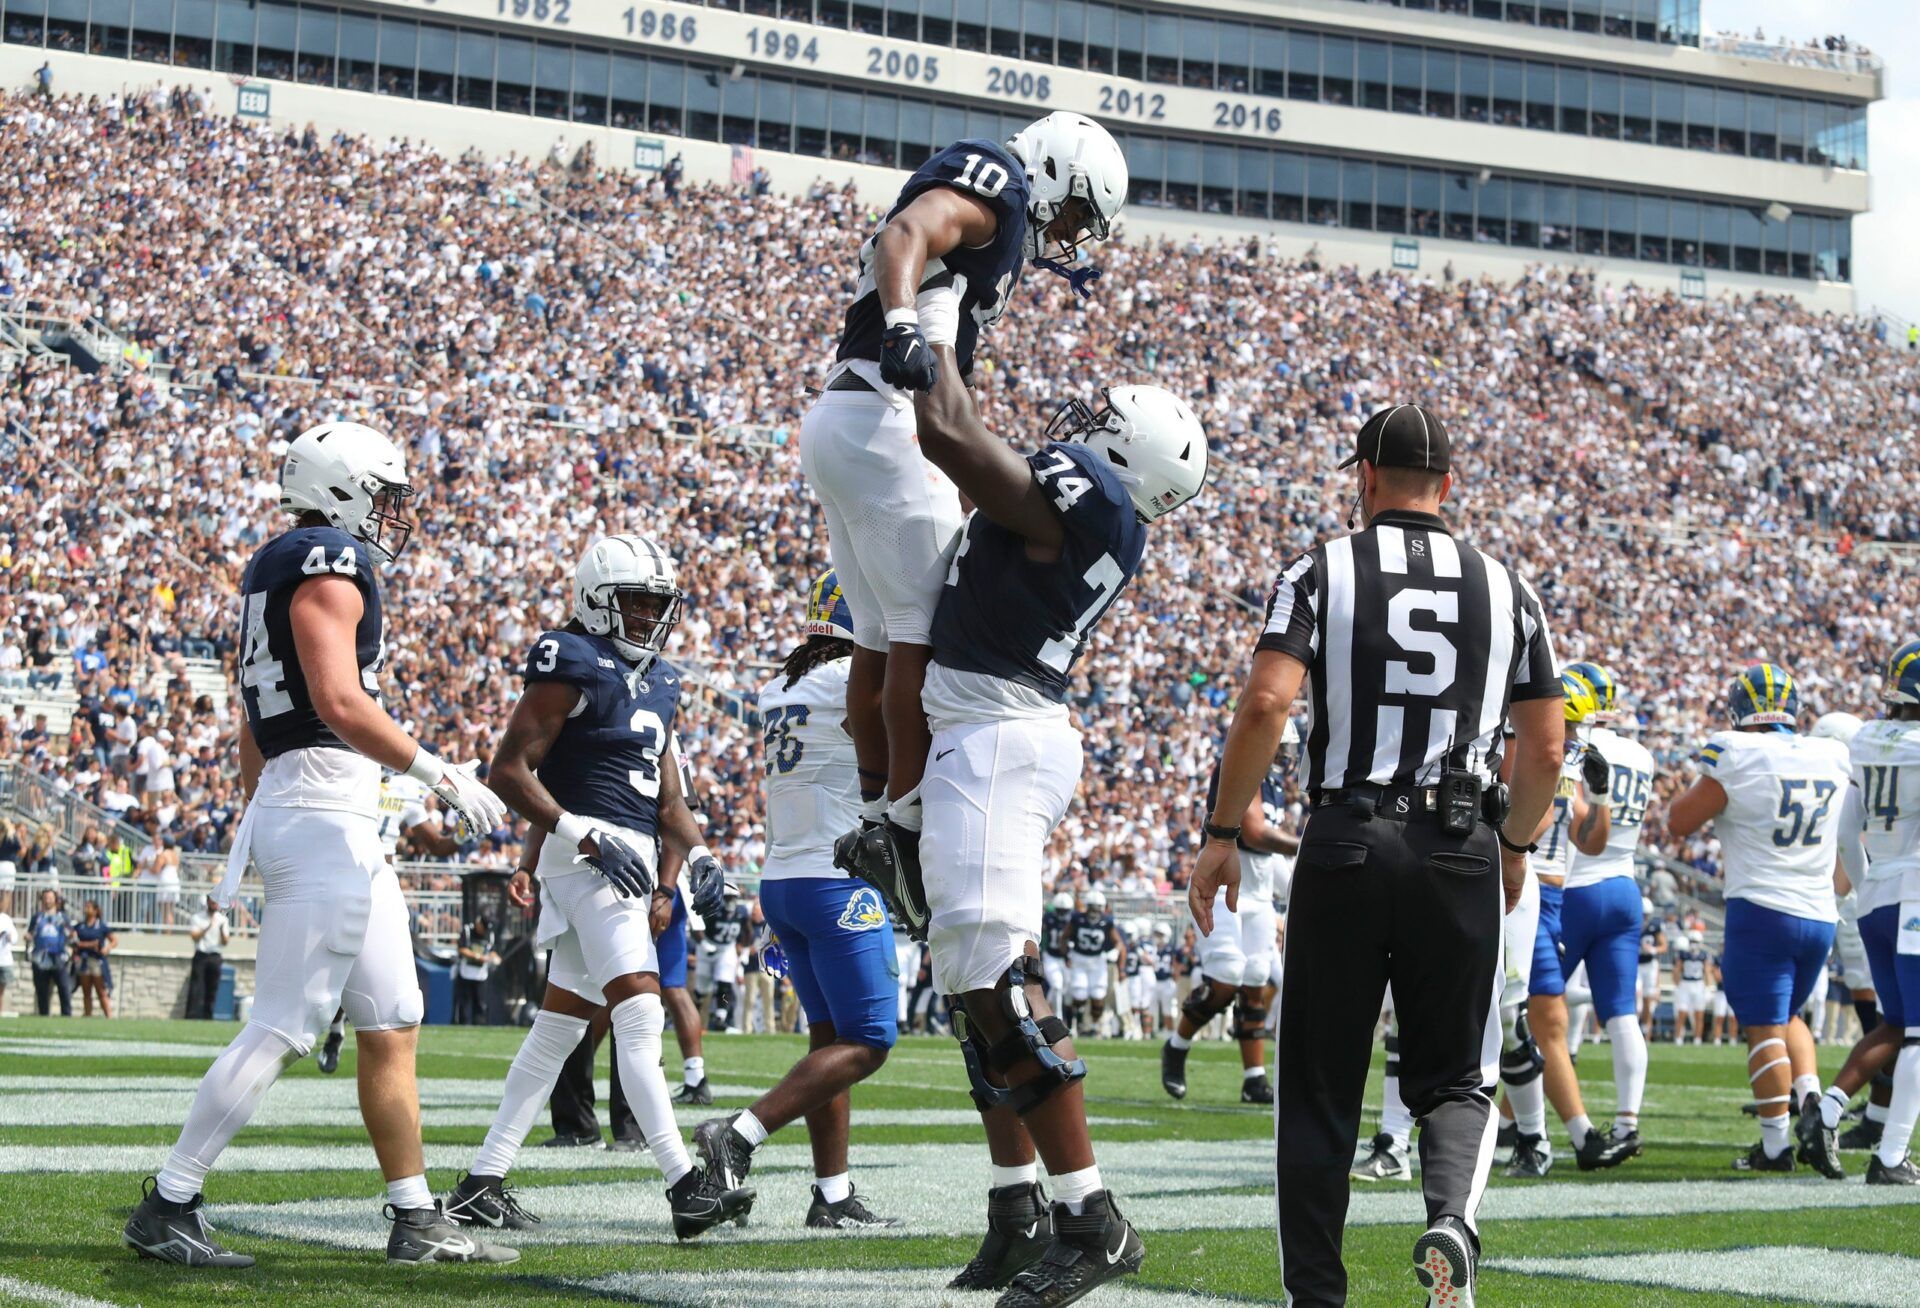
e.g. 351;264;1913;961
914;344;1066;551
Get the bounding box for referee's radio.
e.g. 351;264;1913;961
1438;767;1483;836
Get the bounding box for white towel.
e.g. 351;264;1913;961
213;802;258;909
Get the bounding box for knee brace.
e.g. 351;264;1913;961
1182;980;1235;1028
1499;1002;1544;1087
952;957;1087;1116
1232;997;1269;1043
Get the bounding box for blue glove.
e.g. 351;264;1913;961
878;321;938;391
1033;255;1103;300
758;925;791;980
579;830;653;899
689;853;727;929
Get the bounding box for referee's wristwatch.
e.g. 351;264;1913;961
1203;820;1243;845
1496;829;1536;855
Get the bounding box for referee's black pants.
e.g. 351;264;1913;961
1275;807;1504;1307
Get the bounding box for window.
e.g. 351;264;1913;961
988;0;1020;59
1669;198;1699;265
339;11;378;94
1180;16;1216;89
1509;179;1540;245
1390;43;1422;115
91;0;132;59
1557;67;1586;134
863;92;898;165
571;47;609;125
174;0;216;70
1621;76;1652;143
1715;88;1745;156
851;0;884;36
1022;0;1053;63
1342;159;1373;229
1144;12;1177;85
886;0;919;41
455;29;493;109
1777;98;1804;164
1165;139;1199;210
1055;0;1083;68
533;41;570;119
1253;27;1284;98
1683;82;1713;151
130;0;172;65
793;82;826;154
922;0;952;45
1307;155;1340;227
1236;146;1270;218
686;64;723;141
213;0;253;74
1731;204;1762;273
1575;187;1605;255
1606;191;1635;259
1375;164;1408;233
953;0;985;52
1111;6;1140;79
610;52;646;127
1476;177;1507;243
1701;202;1729;270
380;17;418;98
1542;183;1573;250
827;85;862;158
1525;62;1554;131
1654;79;1683;148
1273;151;1305;223
1357;40;1388;111
494;35;532;115
649;59;684;136
898;97;932;166
1409;168;1440;236
1491;58;1522;127
1202;142;1235;214
1424;49;1455;118
1457;53;1488;122
1321;35;1353;105
295;4;336;87
756;76;792;150
1286;31;1319;102
1587;70;1618;138
1442;171;1474;241
1083;1;1113;74
1126;135;1164;207
1216;21;1249;93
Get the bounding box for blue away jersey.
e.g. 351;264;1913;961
238;526;383;759
523;630;681;837
932;441;1147;700
836;139;1031;378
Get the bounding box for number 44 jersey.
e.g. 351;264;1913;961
524;630;680;840
928;441;1146;724
1697;729;1851;923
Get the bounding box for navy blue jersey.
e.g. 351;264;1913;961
836;140;1030;379
933;442;1146;700
1678;947;1709;982
1069;910;1116;957
523;630;681;837
1205;761;1287;852
1123;937;1145;976
237;527;384;759
1638;928;1663;963
1041;905;1073;958
708;901;751;949
1154;945;1180;982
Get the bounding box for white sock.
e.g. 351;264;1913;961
1793;1072;1821;1105
610;993;693;1186
1049;1164;1102;1213
1567;1113;1594;1150
887;787;923;833
328;1014;347;1038
734;1108;770;1147
683;1055;705;1088
860;795;887;825
472;1009;590;1179
1761;1112;1792;1158
1820;1085;1851;1131
990;1162;1038;1189
1168;1033;1192;1051
815;1172;852;1204
1380;1075;1413;1154
386;1174;432;1211
1606;1015;1647;1131
156;1021;302;1203
1243;1066;1266;1081
1507;1076;1547;1138
1869;1100;1890;1124
1877;1037;1920;1169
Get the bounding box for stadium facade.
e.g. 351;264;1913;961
0;0;1879;310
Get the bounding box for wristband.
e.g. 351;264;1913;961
554;812;594;851
1202;821;1242;844
403;746;444;787
1497;830;1537;855
883;308;920;329
688;844;715;866
1583;786;1614;809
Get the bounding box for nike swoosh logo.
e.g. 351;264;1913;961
935;748;955;760
425;1234;476;1258
1105;1231;1130;1264
1022;1222;1039;1239
902;340;919;359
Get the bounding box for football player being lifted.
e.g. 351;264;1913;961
877;345;1206;1305
694;571;906;1229
1162;722;1300;1106
442;536;753;1240
126;423;516;1268
805;112;1128;937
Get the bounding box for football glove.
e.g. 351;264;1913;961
1580;745;1613;807
578;830;653;899
689;852;728;930
429;760;509;841
878;322;938;392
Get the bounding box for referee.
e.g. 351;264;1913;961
1191;404;1564;1308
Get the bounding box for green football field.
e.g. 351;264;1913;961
0;1017;1914;1307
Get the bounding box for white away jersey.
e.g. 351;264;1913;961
1535;740;1583;880
1848;717;1920;912
376;773;433;859
757;658;860;880
1700;729;1850;922
1566;726;1656;888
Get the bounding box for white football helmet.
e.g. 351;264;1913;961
280;421;414;561
1006;112;1128;262
1050;385;1209;522
1085;888;1108;911
1811;711;1865;743
573;534;684;671
1051;891;1075;912
1152;921;1172;941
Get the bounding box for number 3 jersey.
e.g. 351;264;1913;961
237;526;385;814
523;630;680;843
1565;725;1657;888
835;139;1031;381
927;440;1146;728
756;656;861;880
1697;729;1851;922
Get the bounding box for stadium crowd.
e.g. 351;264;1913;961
2;85;1918;910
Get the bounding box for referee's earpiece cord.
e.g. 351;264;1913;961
1347;489;1362;531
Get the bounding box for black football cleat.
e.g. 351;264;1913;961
385;1201;519;1264
443;1172;542;1231
1840;1117;1884;1150
1413;1214;1477;1308
1607;1126;1644;1160
1241;1072;1275;1105
950;1181;1052;1291
538;1131;604;1149
692;1114;757;1192
805;1184;903;1229
667;1166;755;1240
1866;1154;1920;1186
316;1028;344;1075
995;1190;1144;1308
123;1178;255;1268
1495;1119;1518;1151
1731;1141;1795;1173
1796;1096;1845;1180
1502;1134;1554;1179
1159;1041;1188;1100
1573;1128;1636;1172
834;818;930;942
672;1078;714;1106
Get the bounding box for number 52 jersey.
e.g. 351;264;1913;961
1698;729;1852;922
524;630;681;842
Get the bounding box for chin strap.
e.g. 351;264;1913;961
1033;256;1103;300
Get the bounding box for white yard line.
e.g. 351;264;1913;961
1485;1247;1920;1308
0;1275;124;1308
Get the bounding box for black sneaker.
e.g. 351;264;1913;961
1866;1154;1920;1186
123;1178;255;1268
1731;1141;1795;1173
1350;1132;1411;1182
667;1166;756;1240
1796;1096;1845;1180
316;1029;344;1075
443;1172;542;1231
1159;1041;1188;1100
1412;1214;1477;1308
538;1131;604;1149
1607;1126;1644;1160
1495;1119;1518;1150
385;1201;519;1264
672;1078;714;1107
1241;1073;1274;1105
1573;1128;1635;1171
949;1181;1052;1291
692;1114;757;1192
1502;1134;1553;1179
1840;1117;1884;1151
995;1191;1143;1308
833;818;930;942
805;1183;902;1229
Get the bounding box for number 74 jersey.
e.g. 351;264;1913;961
1698;728;1852;923
524;630;680;839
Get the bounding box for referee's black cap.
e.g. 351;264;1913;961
1338;404;1451;473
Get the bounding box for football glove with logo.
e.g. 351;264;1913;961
689;852;728;931
578;830;654;899
879;321;938;391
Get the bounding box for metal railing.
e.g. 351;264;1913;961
0;762;148;856
1700;34;1883;75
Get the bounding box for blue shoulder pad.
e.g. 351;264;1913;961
524;630;606;687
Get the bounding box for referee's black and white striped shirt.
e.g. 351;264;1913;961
1259;509;1560;796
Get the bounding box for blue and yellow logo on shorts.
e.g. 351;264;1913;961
839;887;889;932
